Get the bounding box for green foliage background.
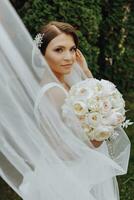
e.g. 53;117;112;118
17;0;134;92
1;0;134;200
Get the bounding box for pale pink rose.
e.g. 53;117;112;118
100;99;112;114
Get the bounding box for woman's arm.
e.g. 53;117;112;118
76;49;103;148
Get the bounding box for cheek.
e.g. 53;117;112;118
45;53;61;69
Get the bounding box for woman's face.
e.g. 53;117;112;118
44;33;77;77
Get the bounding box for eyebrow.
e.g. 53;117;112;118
54;45;76;48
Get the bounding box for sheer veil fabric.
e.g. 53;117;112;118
0;1;130;200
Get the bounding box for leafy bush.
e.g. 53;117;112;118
98;1;134;92
15;0;134;92
18;0;102;74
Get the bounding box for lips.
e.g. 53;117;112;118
61;64;72;67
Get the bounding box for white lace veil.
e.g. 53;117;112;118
0;1;130;200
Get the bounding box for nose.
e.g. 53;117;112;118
63;51;73;60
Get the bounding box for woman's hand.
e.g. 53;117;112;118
90;140;103;148
75;49;93;78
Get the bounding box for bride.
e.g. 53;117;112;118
37;20;104;148
0;1;130;200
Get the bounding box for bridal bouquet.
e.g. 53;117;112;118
62;78;133;141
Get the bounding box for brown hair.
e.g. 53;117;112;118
39;21;78;55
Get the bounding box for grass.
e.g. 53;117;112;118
0;92;134;200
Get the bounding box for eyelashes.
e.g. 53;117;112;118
54;48;63;53
54;47;77;53
72;47;77;52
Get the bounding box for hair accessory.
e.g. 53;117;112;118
34;33;44;48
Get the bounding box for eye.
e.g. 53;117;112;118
54;48;63;53
70;47;77;52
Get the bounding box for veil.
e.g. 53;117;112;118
0;1;130;200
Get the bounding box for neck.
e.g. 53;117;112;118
54;72;65;83
53;71;70;91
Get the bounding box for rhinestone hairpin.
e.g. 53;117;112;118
34;33;44;48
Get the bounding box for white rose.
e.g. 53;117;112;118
73;101;88;115
94;82;103;92
100;79;116;95
94;126;113;141
120;108;125;116
85;78;100;91
82;123;94;133
79;88;88;95
82;123;95;140
110;106;125;114
87;98;100;112
88;112;101;126
111;90;125;109
104;112;125;126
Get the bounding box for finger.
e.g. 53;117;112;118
76;49;83;56
75;51;81;57
76;49;82;57
76;49;81;54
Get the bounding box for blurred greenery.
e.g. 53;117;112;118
10;0;134;93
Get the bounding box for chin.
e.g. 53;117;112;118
64;69;72;74
64;67;73;73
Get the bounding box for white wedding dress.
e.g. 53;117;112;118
34;80;120;200
0;1;130;200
